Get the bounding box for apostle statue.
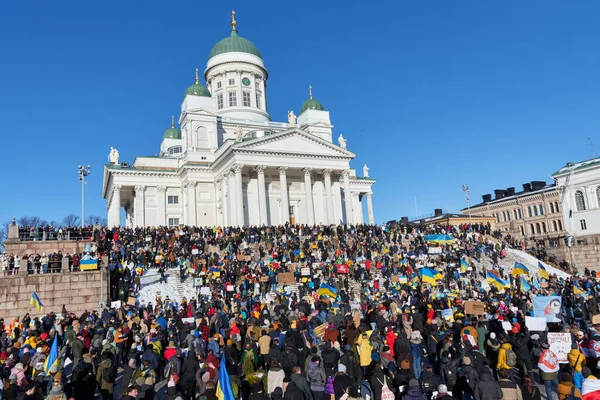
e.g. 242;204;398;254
338;134;347;149
363;164;370;178
235;126;244;142
287;110;297;126
108;147;120;164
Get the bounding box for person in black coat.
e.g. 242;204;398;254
181;352;200;400
283;378;304;400
333;365;353;400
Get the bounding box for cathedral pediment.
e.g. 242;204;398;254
233;129;354;158
181;108;219;119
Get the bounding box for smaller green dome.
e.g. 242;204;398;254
163;116;181;139
300;85;325;114
185;82;211;97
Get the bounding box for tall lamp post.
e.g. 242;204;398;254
462;185;473;228
78;165;91;228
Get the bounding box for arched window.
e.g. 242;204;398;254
518;209;522;219
529;224;535;235
550;203;555;213
514;210;518;220
575;190;586;211
196;126;209;149
555;202;559;212
536;223;541;234
539;204;544;215
496;214;500;223
507;211;511;221
558;220;563;230
528;206;532;218
519;226;524;236
502;211;506;222
542;222;547;233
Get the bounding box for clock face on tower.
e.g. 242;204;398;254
242;77;251;87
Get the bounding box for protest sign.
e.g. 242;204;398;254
501;321;512;332
399;276;408;284
200;287;211;295
278;272;295;286
593;314;600;325
194;278;202;287
391;275;400;283
110;300;121;309
525;316;547;331
533;296;562;322
226;284;234;292
464;301;485;316
314;323;328;338
182;317;195;324
336;264;349;274
301;267;311;276
260;276;269;282
547;332;572;363
441;309;453;320
127;297;136;306
428;247;442;254
192;248;199;255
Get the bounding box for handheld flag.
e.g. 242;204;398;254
538;262;549;280
421;268;443;285
30;292;44;312
460;259;469;273
486;270;510;291
423;234;454;244
318;283;338;298
512;262;530;277
43;334;59;374
573;279;585;296
531;275;541;290
216;352;235;400
520;277;531;292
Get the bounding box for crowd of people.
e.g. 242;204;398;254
0;222;598;400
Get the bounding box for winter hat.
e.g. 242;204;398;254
438;384;448;394
168;380;175;388
583;367;592;378
171;373;180;383
408;379;420;388
283;377;292;383
463;357;471;366
168;341;175;347
338;364;347;373
36;347;43;353
193;330;199;338
14;363;24;370
226;339;233;346
560;372;572;383
349;386;360;398
489;332;496;339
371;353;380;362
49;365;58;374
202;372;210;383
102;339;108;346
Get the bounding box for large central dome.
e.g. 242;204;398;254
208;29;262;60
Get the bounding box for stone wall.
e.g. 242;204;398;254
3;240;91;257
546;234;600;272
0;267;108;320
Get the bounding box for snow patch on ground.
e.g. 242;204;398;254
136;271;196;307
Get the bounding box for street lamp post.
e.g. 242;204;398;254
78;165;91;228
462;185;473;228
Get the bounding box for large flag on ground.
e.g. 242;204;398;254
30;292;44;312
216;352;235;400
43;334;59;374
512;262;529;277
532;296;562;323
486;270;510;291
538;262;550;280
423;234;454;244
317;283;338;298
421;268;443;285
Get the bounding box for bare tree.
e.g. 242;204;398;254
86;215;108;227
62;214;80;227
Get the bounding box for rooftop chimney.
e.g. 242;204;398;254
482;194;492;202
522;183;532;192
506;187;516;196
494;189;506;200
531;181;546;191
434;209;443;217
400;217;408;223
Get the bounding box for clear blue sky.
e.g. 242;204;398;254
1;1;599;225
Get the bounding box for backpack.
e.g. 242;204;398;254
360;380;373;400
325;376;335;394
164;359;175;378
377;376;395;400
505;349;517;368
565;386;579;400
443;365;457;387
102;361;117;383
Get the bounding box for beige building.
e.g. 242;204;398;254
463;181;566;242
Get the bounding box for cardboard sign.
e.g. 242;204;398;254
244;255;251;261
226;284;234;292
593;314;600;325
301;267;311;276
391;275;399;283
278;272;295;286
236;254;245;261
464;301;485;316
127;297;136;306
314;323;328;338
399;276;408;284
260;276;269;282
525;316;547;331
192;249;199;255
547;332;572;363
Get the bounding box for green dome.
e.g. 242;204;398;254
185;82;211;97
163;118;181;139
300;98;325;114
209;29;262;60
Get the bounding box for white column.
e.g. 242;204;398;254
323;169;334;224
366;193;375;224
342;170;353;224
333;180;342;224
186;181;197;227
156;186;166;226
220;178;229;226
108;184;122;227
134;186;145;227
234;164;245;226
303;168;315;225
227;172;236;226
279;167;290;224
236;70;242;107
256;165;268;225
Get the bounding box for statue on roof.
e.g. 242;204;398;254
108;147;120;164
363;164;370;178
287;110;297;127
235;126;244;142
338;134;346;149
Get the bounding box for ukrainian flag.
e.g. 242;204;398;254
216;353;235;400
486;270;510;291
421;268;443;285
210;266;221;278
43;334;59;374
460;259;469;273
573;279;585;296
520;277;531;292
30;292;44;312
410;273;420;287
538;262;549;280
512;262;530;277
424;234;454;244
318;283;338;298
531;275;541;290
80;259;98;271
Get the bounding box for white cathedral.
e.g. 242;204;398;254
102;12;375;228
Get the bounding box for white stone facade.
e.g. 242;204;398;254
553;158;600;237
102;21;375;228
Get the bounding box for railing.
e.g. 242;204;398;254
4;257;101;275
17;229;94;242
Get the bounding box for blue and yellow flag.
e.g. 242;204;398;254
573;279;585;296
423;234;454;244
520;277;531;292
43;334;59;374
80;259;98;271
421;268;443;285
318;283;338;298
531;275;541;290
216;352;235;400
410;273;420;287
538;262;549;280
512;262;530;277
30;292;44;312
487;270;510;291
460;259;469;273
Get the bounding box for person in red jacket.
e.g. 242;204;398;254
385;327;397;357
164;341;177;361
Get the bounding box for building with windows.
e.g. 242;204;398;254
462;181;565;241
102;13;375;228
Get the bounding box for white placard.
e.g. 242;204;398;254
428;247;442;254
501;321;512;332
301;267;311;276
525;316;547;332
110;300;121;309
200;287;210;295
192;249;199;255
547;332;572;363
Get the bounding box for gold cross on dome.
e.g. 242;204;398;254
309;85;313;99
231;10;237;29
195;67;199;84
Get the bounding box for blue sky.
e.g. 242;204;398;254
1;1;599;225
